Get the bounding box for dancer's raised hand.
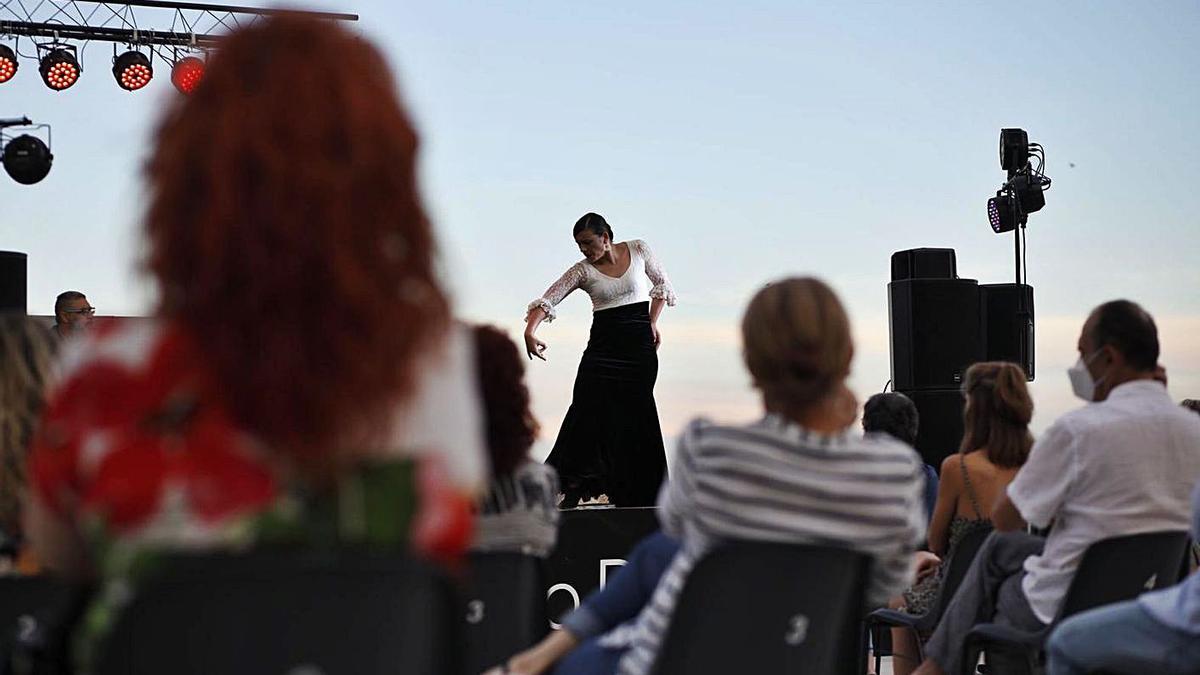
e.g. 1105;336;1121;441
524;332;548;361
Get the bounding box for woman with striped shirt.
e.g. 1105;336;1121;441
492;277;928;675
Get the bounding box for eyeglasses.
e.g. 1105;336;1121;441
63;307;95;316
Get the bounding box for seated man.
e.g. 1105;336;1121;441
914;300;1200;675
1044;482;1200;675
52;290;94;338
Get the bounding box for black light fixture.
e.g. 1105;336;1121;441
0;45;17;84
112;50;153;91
2;134;53;184
986;128;1051;234
38;46;81;91
999;128;1029;173
987;190;1019;234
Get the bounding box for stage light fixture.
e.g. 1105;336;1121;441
113;50;153;91
1011;171;1046;215
987;191;1019;234
0;45;17;84
39;47;81;91
171;56;204;94
2;134;54;184
999;128;1028;173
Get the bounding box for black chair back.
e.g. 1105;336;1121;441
95;549;460;675
651;542;869;675
0;576;77;671
461;552;548;675
931;527;992;622
1058;529;1190;620
961;529;1191;675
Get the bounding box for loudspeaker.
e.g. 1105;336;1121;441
980;283;1035;380
0;251;27;314
890;248;957;281
902;388;964;472
889;278;982;391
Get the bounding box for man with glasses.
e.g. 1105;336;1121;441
53;290;95;339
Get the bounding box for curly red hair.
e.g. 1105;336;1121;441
472;325;539;477
143;16;449;477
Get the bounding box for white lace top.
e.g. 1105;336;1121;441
526;239;677;322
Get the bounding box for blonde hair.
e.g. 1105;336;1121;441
742;277;853;412
0;316;58;536
959;361;1033;468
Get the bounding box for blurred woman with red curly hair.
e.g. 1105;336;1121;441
24;15;486;660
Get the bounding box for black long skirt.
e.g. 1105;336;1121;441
545;301;667;507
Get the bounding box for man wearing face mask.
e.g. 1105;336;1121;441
913;300;1200;675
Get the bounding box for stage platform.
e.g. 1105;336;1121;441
545;506;660;625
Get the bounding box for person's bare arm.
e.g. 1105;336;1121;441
524;308;548;361
485;629;579;675
24;492;91;579
991;493;1026;533
926;456;959;556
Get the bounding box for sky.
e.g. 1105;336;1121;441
2;1;1198;461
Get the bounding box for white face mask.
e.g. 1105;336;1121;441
1067;349;1105;402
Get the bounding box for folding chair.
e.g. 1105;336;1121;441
95;548;461;675
461;552;549;675
865;526;992;673
650;541;870;675
961;530;1190;675
0;576;79;673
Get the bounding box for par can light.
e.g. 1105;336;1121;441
0;45;17;84
171;56;204;94
113;51;153;91
987;192;1019;234
39;48;81;91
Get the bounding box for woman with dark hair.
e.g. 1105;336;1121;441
470;325;559;556
524;213;676;507
887;361;1034;675
24;16;485;663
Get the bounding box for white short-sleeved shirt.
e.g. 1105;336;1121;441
1008;380;1200;623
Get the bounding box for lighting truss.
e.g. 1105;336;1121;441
1;1;357;67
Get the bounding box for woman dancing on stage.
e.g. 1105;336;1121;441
525;213;676;508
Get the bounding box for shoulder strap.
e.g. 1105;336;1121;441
959;453;985;520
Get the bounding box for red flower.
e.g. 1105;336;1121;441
31;323;276;533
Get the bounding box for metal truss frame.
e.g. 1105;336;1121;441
1;0;356;62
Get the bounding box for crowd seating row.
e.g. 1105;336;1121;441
0;528;1190;675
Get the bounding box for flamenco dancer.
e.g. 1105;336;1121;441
524;213;677;508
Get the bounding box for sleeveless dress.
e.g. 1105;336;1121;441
902;453;993;616
526;240;676;507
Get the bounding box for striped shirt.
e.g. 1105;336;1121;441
611;414;927;675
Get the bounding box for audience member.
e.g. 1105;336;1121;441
913;300;1200;675
52;291;93;339
888;361;1033;675
863;392;938;520
24;16;485;667
491;531;680;675
1183;399;1200;416
492;277;928;675
470;325;559;557
1044;482;1200;674
0;315;58;573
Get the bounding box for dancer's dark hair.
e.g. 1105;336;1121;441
573;213;613;241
